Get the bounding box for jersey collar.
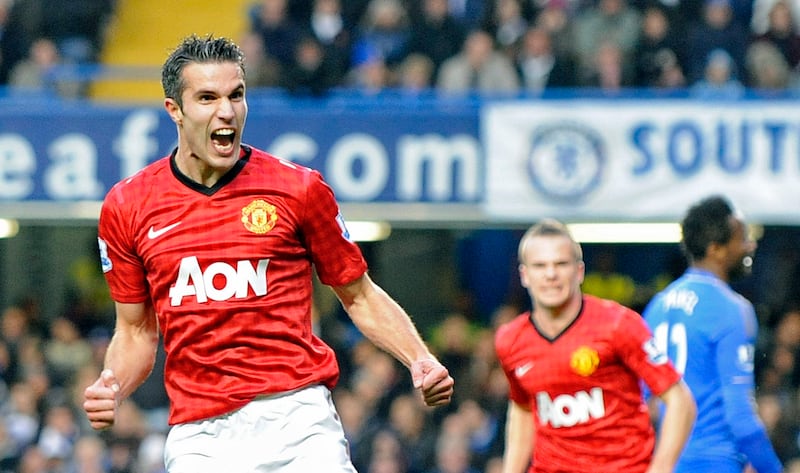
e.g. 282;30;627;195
169;145;252;196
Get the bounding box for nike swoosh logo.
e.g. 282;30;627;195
515;362;534;378
147;222;181;239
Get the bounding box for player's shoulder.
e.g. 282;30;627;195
247;145;317;177
582;295;647;335
583;294;637;319
495;311;532;346
104;156;171;205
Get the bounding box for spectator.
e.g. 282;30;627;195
282;35;341;96
690;47;746;98
571;0;642;85
306;0;352;86
424;412;480;473
429;313;478;386
482;0;529;57
67;435;108;473
746;40;793;90
385;392;438;472
446;0;488;29
42;317;92;388
334;387;383;472
581;248;638;307
760;309;800;392
516;25;577;92
407;0;467;83
38;0;114;64
396;52;436;92
684;0;749;84
751;0;800;35
581;39;636;90
437;28;520;94
0;0;24;86
752;0;800;72
533;0;576;58
249;0;305;68
634;5;688;88
16;445;48;473
309;0;345;44
36;403;79;470
757;392;800;464
455;398;504;471
352;0;410;68
238;31;281;88
4;381;41;464
344;41;393;93
367;428;408;473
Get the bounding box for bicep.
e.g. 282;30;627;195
331;273;372;309
114;300;158;335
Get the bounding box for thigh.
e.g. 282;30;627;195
164;385;357;473
251;385;357;473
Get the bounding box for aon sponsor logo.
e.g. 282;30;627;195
169;256;269;306
536;387;605;428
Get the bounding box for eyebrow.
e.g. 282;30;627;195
193;82;245;97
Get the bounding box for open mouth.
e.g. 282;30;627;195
211;128;236;154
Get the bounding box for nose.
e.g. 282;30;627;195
217;98;235;120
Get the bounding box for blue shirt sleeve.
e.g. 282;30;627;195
716;303;782;473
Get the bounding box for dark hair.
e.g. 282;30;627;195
161;34;245;108
680;195;735;262
518;218;583;263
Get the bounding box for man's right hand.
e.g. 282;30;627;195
83;369;121;430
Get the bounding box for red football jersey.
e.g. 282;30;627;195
98;145;368;425
494;295;681;473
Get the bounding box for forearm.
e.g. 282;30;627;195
104;330;158;400
502;403;534;473
736;430;782;473
104;301;160;400
345;281;433;367
649;381;696;472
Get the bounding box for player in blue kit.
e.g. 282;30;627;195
643;195;783;473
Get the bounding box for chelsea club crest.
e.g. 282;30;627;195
526;123;605;202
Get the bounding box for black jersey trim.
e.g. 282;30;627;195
169;145;252;196
529;297;585;343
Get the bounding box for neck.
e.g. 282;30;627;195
692;262;727;282
532;295;582;338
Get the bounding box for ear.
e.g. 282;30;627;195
519;264;530;288
706;241;727;261
576;260;586;284
164;98;183;126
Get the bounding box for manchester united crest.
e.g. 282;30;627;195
241;199;278;234
570;346;600;377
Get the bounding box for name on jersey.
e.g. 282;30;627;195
537;387;605;428
169;256;269;306
662;289;699;315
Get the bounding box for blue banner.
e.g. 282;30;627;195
0;98;481;220
2;93;799;224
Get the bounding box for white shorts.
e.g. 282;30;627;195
164;385;357;473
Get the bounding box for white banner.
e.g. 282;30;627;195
484;100;800;224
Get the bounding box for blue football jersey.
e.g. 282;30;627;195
643;268;781;472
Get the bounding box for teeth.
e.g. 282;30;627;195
214;129;234;136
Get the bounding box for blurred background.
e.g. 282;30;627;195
1;0;800;471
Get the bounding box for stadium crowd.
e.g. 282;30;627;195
3;0;800;96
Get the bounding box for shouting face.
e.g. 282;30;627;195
165;61;248;187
